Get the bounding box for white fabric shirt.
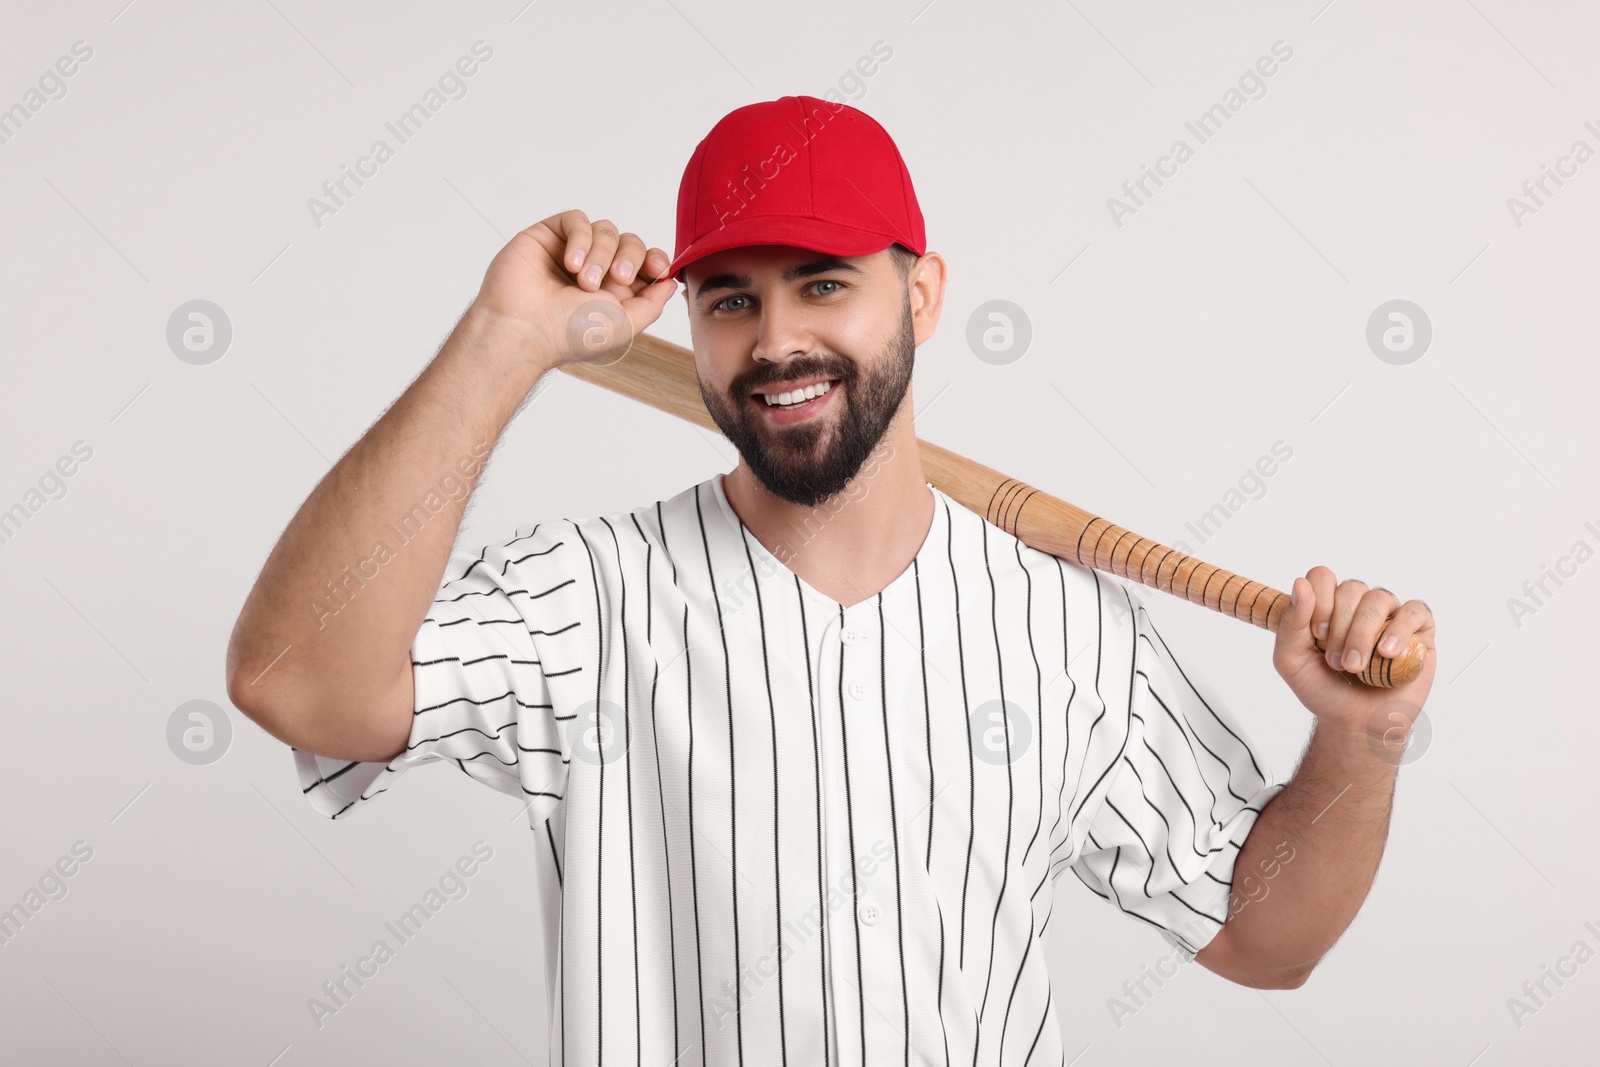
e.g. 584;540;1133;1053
295;472;1283;1066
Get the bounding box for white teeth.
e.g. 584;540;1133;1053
762;380;834;406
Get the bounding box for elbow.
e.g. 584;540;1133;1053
225;651;415;765
225;622;312;746
225;642;280;732
1266;969;1312;991
224;638;311;751
225;665;292;747
1242;960;1317;990
1203;921;1324;991
1196;927;1317;990
225;670;332;757
224;621;268;719
1202;938;1319;989
224;662;260;722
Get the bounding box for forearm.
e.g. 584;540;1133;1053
225;304;555;754
1214;719;1400;983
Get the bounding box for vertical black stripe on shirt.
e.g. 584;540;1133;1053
974;516;1014;1055
687;492;708;1067
572;520;607;1065
686;595;706;1067
1015;540;1046;872
1079;584;1144;918
737;523;789;1067
836;605;867;1067
1063;572;1119;837
554;524;590;1067
1029;850;1053;906
644;504;685;1066
601;514;643;1067
796;582;831;1067
1042;559;1076;868
915;557;935;874
1022;986;1051;1067
546;819;564;886
559;886;566;1067
947;502;975;970
914;550;949;1065
937;899;950;1067
996;893;1038;1063
695;485;743;1066
1103;845;1127;916
632;514;654;1067
875;593;910;1067
1033;863;1055;937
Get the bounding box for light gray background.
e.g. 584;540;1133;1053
2;0;1595;1063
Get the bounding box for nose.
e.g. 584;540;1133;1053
751;292;813;365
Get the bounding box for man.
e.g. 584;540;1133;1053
227;95;1438;1066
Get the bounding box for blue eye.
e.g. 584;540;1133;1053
710;280;844;314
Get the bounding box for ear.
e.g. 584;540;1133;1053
908;251;947;347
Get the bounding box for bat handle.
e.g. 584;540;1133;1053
1068;513;1427;689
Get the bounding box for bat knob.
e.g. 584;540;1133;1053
1311;635;1427;688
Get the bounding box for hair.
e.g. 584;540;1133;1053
886;242;918;282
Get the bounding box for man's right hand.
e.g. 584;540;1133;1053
471;208;679;368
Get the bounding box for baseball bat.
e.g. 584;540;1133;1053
555;330;1426;689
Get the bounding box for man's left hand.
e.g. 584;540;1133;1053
1272;566;1438;748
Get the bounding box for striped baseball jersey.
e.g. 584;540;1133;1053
294;471;1284;1066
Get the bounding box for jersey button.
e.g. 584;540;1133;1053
847;679;868;701
859;901;880;926
841;626;866;646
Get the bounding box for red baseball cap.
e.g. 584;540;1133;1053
666;95;927;284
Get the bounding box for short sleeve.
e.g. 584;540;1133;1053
1069;596;1285;960
293;524;579;825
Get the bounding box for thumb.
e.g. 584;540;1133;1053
619;275;679;335
1271;577;1321;685
1276;577;1317;654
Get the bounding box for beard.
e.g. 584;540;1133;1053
698;295;916;509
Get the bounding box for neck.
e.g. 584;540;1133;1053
721;406;932;608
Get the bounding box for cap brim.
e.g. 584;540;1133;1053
668;215;904;282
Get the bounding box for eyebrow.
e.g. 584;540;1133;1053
692;257;867;304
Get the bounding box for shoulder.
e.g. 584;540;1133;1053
502;476;717;592
931;487;1154;658
938;485;1127;602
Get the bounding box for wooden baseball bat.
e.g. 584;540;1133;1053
556;331;1426;688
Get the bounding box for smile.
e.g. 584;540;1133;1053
752;379;839;424
759;379;836;408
